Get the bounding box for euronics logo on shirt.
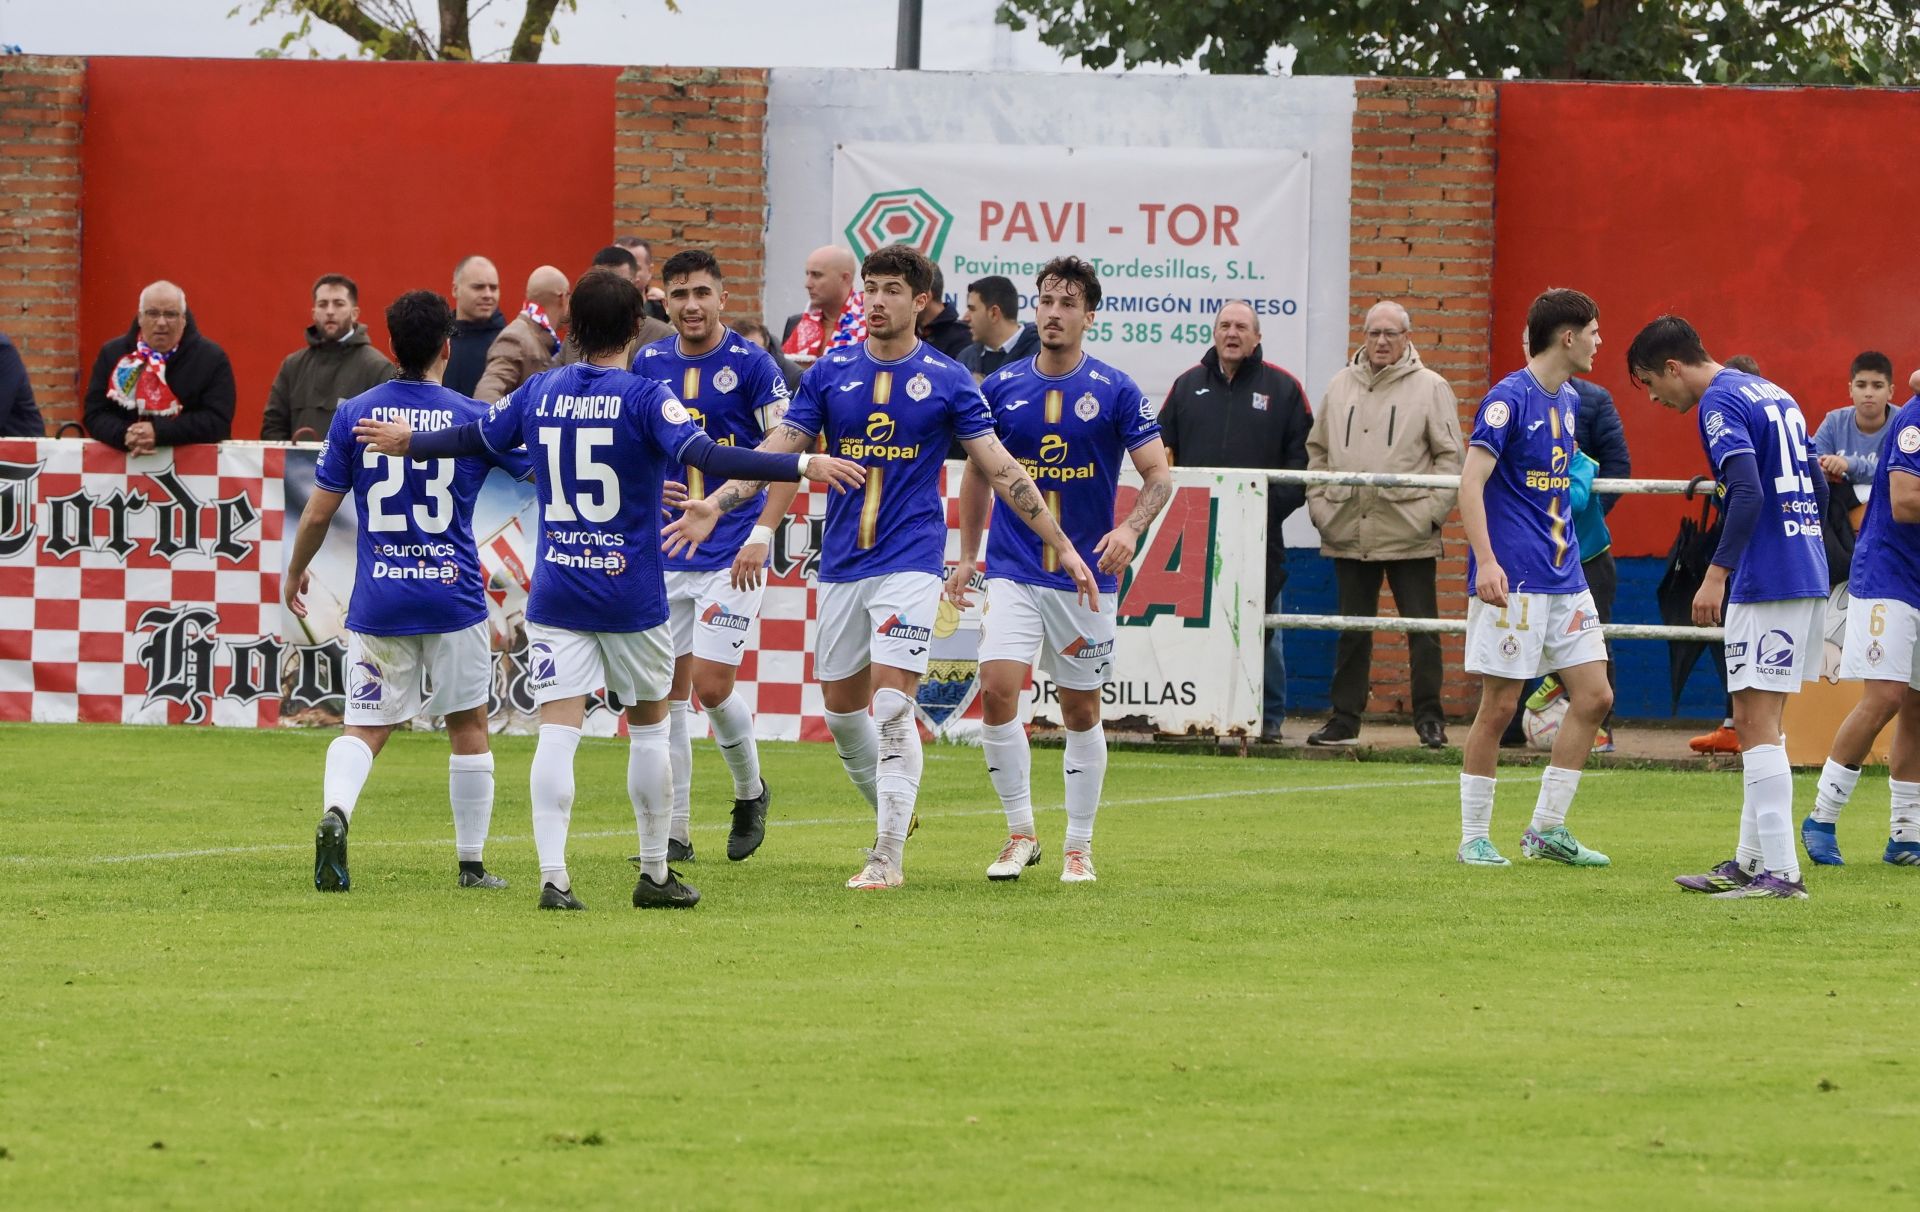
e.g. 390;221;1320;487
844;188;955;260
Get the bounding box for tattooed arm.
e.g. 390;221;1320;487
1092;437;1173;576
959;431;1101;609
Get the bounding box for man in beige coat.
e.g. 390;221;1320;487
474;266;570;403
1305;301;1463;748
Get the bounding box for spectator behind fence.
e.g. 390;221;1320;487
260;274;396;441
916;265;972;359
84;280;234;454
1814;350;1895;495
443;255;503;397
738;320;801;394
1304;300;1463;749
1159;301;1311;742
957;274;1038;380
475;266;570;404
559;249;667;365
781;245;863;361
614;236;670;323
0;330;46;437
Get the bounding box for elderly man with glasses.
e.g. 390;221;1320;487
1304;300;1464;749
84;279;236;454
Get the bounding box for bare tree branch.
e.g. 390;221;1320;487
509;0;563;61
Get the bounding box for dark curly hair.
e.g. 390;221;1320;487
861;244;934;297
1036;256;1102;311
569;268;645;358
384;290;454;379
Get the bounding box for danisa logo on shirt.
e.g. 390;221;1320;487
369;541;461;584
543;527;628;575
839;411;920;461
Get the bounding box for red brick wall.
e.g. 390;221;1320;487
1347;77;1497;720
0;57;85;432
614;67;769;322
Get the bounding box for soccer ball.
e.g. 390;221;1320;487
1523;695;1568;751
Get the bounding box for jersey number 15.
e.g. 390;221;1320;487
538;426;621;523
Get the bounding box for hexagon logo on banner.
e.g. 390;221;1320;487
844;188;954;261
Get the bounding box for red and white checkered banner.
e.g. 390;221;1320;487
0;439;284;725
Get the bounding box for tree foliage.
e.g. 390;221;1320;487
233;0;676;63
993;0;1920;84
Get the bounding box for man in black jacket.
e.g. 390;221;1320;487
957;274;1039;379
84;281;235;453
916;266;973;359
0;331;45;437
1158;301;1311;741
443;255;504;398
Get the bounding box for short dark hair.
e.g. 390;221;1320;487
1851;350;1894;381
1525;288;1599;357
313;273;358;304
385;290;454;378
569;268;644;358
661;249;722;287
614;236;651;256
1036;256;1103;312
861;244;934;296
1725;354;1761;375
968;275;1019;322
1625;314;1712;378
591;245;639;273
930;265;945;301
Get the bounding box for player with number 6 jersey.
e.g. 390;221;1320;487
285;289;533;896
1630;314;1829;899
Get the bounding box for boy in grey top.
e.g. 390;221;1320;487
1813;350;1896;495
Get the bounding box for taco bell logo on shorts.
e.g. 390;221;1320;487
1757;628;1795;672
529;641;558;686
876;613;932;643
351;660;383;704
1061;635;1114;661
700;601;751;632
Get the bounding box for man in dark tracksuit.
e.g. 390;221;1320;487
1158;302;1311;740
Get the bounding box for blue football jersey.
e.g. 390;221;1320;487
315;379;531;637
633;328;792;572
1467;369;1585;596
781;340;994;582
1849;397;1920;610
477;362;704;632
980;355;1160;593
1697;369;1828;603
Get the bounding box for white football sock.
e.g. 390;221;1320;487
448;752;494;862
1460;773;1495;847
530;723;581;890
825;707;880;811
1890;778;1920;844
1744;744;1799;881
1063;724;1107;853
872;688;922;864
980;719;1035;836
667;700;693;844
1528;766;1581;833
1737;791;1763;876
322;735;375;823
628;720;672;882
706;692;763;800
1813;759;1860;825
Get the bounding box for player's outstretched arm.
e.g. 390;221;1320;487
1458;446;1505;606
944;458;993;608
961;431;1100;610
1094;437;1173;577
663;430;863;559
732;481;801;591
283;488;346;619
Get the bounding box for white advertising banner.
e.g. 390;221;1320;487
831;141;1311;403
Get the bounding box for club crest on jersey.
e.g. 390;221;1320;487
661;396;691;424
529;642;557;686
1483;401;1511;429
1901;425;1920;455
1757;628;1795;671
876;612;932;643
700;601;750;632
905;373;932;401
1251;392;1269;411
714;366;739;394
1498;634;1519;659
351;660;383;704
1074;392;1100;421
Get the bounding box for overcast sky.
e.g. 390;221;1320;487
0;0;1182;73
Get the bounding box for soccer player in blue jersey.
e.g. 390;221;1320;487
633;250;794;863
667;244;1096;891
285;289;531;893
356;270;865;911
1802;389;1920;869
1457;288;1614;869
1629;315;1830;899
944;256;1172;884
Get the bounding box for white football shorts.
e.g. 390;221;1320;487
1835;595;1920;688
815;571;943;682
525;621;673;707
1724;597;1825;693
344;623;491;726
665;568;764;667
1464;589;1607;680
978;577;1118;691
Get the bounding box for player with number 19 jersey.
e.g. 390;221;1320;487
1696;369;1829;603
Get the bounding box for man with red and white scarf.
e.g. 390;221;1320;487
84;280;236;454
780;245;865;362
475;266;571;404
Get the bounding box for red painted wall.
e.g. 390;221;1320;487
80;58;619;439
1492;81;1920;556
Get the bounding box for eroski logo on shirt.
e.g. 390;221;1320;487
876;613;932;643
700;601;750;632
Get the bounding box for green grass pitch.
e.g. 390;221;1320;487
3;723;1918;1209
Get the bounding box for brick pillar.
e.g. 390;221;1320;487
1348;77;1497;721
613;67;769;323
0;56;85;433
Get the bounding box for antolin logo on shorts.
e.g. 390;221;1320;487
844;188;955;260
1564;608;1596;635
700;601;751;632
876;613;932;643
1061;636;1114;660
